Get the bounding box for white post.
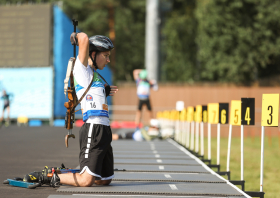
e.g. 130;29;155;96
180;121;183;144
176;120;179;142
226;124;232;172
183;121;187;147
195;122;199;153
170;119;175;138
174;120;177;142
260;126;265;192
186;121;190;148
208;123;211;160
177;120;181;143
181;121;185;146
200;122;204;156
217;123;220;165
190;121;195;150
174;121;177;141
181;121;184;144
241;125;244;181
145;0;159;81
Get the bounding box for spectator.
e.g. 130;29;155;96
0;90;11;127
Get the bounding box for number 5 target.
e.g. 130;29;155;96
230;100;241;126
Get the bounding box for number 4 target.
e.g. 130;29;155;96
241;98;255;125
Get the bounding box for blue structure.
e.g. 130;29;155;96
0;68;53;119
53;6;112;118
29;120;43;127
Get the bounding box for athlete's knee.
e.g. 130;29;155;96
95;179;111;185
78;175;95;187
102;179;112;185
80;178;95;187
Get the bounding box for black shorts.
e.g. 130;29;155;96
3;104;9;110
138;98;152;111
79;123;114;180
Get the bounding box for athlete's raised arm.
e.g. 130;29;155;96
70;32;89;67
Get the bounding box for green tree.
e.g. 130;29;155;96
161;0;197;82
196;0;280;83
62;0;146;82
114;0;146;81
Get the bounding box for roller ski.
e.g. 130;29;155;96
3;164;79;189
3;177;40;189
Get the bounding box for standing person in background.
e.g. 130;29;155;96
133;69;158;130
0;90;11;127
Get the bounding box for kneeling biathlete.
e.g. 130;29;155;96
38;33;118;187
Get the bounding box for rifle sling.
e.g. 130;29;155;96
70;66;109;113
70;72;93;113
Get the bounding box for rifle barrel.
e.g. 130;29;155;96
72;19;78;58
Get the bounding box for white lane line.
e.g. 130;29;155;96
155;154;160;158
153;150;158;153
169;184;178;190
156;159;162;163
168;138;252;198
159;166;164;170
164;174;171;178
73;195;185;197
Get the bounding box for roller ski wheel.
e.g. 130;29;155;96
3;177;40;189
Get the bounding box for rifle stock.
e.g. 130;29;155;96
64;57;77;147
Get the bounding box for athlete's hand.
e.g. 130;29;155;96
70;32;78;45
105;84;118;96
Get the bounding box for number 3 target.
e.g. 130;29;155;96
261;94;279;127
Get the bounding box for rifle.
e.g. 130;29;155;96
64;20;113;147
64;19;78;148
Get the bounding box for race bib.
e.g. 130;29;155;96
102;104;108;111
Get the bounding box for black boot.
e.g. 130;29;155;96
40;166;64;185
23;171;41;183
50;170;61;187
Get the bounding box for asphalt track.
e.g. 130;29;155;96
0;125;81;198
0;125;249;198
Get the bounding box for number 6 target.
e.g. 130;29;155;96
219;103;229;124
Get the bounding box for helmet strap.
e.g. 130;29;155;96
88;52;110;86
90;51;98;70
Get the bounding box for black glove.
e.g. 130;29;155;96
70;32;78;45
105;86;111;97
